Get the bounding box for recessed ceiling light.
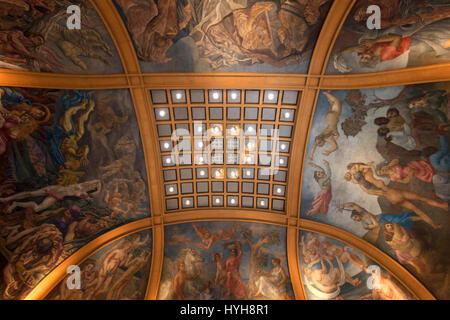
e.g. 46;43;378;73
215;198;220;204
198;156;204;163
175;93;182;100
280;144;286;150
215;171;221;177
246;156;252;163
277;187;282;193
279;158;285;165
247;126;254;133
260;200;265;206
168;187;174;192
246;170;251;176
284;112;290;119
159;110;166;117
165;158;171;164
268;93;275;101
198;141;204;148
230;198;236;204
197;126;203;132
214;127;220;133
231;92;237;100
212;92;219;100
185;200;191;205
163;142;170;149
200;170;206;176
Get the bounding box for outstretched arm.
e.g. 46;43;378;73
340;202;362;212
309;141;319;160
359;184;384;197
340;44;367;55
192;224;204;239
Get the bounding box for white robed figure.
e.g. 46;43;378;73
254;258;288;299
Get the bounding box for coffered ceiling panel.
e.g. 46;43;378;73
0;0;123;73
326;0;450;74
114;0;332;73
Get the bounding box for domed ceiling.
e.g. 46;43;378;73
0;0;448;300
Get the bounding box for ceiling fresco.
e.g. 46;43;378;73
46;229;152;300
158;222;294;300
0;0;448;301
300;84;449;299
114;0;332;73
299;231;414;300
326;0;450;74
0;87;150;299
0;0;123;73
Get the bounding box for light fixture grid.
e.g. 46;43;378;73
152;89;296;213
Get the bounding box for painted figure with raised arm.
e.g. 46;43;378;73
309;91;342;160
192;223;239;250
307;160;332;217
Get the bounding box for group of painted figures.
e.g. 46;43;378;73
300;232;412;300
116;0;331;70
48;232;151;300
332;0;450;73
0;0;116;73
159;223;293;300
0;87;149;299
305;84;449;298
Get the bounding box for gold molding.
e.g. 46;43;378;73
89;0;141;75
163;210;289;227
308;0;356;76
0;70;129;89
25;219;152;300
299;220;436;300
287;227;305;300
142;73;308;90
145;225;164;299
321;63;450;89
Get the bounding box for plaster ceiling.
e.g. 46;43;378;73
0;0;449;300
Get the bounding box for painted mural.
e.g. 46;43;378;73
327;0;450;74
46;229;152;300
0;87;149;299
114;0;332;73
158;222;293;300
300;84;450;299
0;0;123;73
299;231;414;300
